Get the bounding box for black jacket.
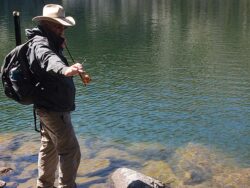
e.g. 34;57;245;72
25;26;76;112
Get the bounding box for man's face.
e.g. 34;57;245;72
45;21;67;37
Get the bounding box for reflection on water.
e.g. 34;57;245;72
1;132;250;187
1;0;250;187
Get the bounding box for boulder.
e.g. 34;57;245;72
0;167;13;176
0;180;6;188
0;167;13;188
111;167;169;188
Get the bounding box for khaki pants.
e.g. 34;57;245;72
36;109;81;188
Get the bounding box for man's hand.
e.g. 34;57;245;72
64;63;84;77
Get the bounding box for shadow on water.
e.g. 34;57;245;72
84;158;141;179
4;137;22;153
77;179;108;188
1;155;38;184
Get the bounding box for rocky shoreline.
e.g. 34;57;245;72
1;133;250;188
1;163;250;188
1;167;168;188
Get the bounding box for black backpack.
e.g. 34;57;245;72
1;39;35;105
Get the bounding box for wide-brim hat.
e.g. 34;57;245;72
32;4;75;27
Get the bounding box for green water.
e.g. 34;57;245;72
1;0;250;187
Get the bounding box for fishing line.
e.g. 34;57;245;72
65;44;86;83
65;44;75;63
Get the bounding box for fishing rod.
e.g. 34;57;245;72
65;44;91;86
13;11;21;46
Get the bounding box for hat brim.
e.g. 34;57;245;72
32;16;75;26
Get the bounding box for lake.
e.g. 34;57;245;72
0;0;250;187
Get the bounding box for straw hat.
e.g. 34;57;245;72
32;4;75;26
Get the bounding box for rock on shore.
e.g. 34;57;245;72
0;167;13;176
0;167;13;188
111;167;170;188
0;180;6;188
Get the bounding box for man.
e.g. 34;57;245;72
25;4;83;188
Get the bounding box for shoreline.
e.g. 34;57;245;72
0;132;250;187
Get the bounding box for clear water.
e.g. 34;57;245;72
1;0;250;187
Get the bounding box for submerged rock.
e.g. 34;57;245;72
172;143;219;185
168;142;250;188
212;168;250;187
0;167;13;176
142;160;180;187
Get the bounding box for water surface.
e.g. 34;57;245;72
1;0;250;187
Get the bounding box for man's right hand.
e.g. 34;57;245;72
64;63;84;77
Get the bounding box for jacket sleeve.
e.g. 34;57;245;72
32;37;68;76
